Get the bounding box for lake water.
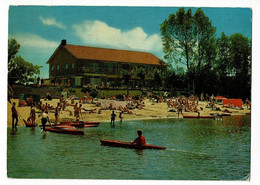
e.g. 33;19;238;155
7;115;251;180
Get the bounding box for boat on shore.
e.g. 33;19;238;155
42;127;84;135
100;139;166;150
23;121;38;127
183;115;214;119
59;121;100;128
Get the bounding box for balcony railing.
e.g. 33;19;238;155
78;67;119;75
77;67;164;77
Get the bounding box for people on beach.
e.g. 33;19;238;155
55;102;60;124
11;102;18;128
131;130;146;146
119;111;123;123
41;110;50;132
75;104;82;122
110;111;117;127
45;89;52;101
61;89;68;99
29;106;36;125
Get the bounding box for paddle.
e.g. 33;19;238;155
17;111;28;126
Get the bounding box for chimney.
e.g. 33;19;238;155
61;39;67;46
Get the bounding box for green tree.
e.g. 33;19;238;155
152;68;163;90
8;38;40;85
161;8;195;70
161;8;217;95
121;70;132;95
136;67;146;89
193;8;217;72
229;33;251;99
8;38;20;64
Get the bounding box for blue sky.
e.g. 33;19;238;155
8;6;252;78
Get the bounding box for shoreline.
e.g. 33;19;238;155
7;98;250;127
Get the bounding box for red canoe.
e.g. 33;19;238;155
100;140;166;150
59;121;100;128
183;115;214;119
25;122;38;127
43;127;84;135
40;125;75;129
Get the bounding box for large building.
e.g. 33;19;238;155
47;40;168;88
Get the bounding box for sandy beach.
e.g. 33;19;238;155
7;98;250;127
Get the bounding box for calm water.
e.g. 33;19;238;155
7;116;251;180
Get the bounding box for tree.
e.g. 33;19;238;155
193;8;217;72
161;8;217;95
121;70;132;95
8;38;20;64
214;33;251;99
136;67;146;89
161;8;195;70
229;33;251;99
8;38;40;85
152;68;163;90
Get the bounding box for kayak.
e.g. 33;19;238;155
59;121;85;128
39;124;75;129
25;122;38;127
210;113;231;116
183;115;214;119
59;121;100;128
43;127;84;135
100;140;166;150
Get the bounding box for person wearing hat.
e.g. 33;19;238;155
131;130;146;146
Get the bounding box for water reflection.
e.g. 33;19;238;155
222;115;244;127
10;127;17;135
42;133;47;139
134;149;145;157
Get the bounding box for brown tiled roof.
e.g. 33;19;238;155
62;44;167;66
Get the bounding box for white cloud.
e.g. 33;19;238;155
73;20;162;52
9;34;59;50
39;16;66;29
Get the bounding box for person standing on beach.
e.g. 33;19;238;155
110;111;117;127
61;89;68;99
119;111;123;123
30;105;36;125
41;110;50;132
55;102;60;124
11;102;18;128
75;104;82;122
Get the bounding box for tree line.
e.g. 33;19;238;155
160;8;251;100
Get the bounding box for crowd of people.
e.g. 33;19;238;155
10;87;251;130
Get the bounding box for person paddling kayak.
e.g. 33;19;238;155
131;130;146;146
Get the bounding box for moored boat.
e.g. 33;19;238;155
100;139;166;150
59;121;100;128
183;115;214;119
24;122;38;127
43;127;84;135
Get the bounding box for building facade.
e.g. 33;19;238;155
47;40;168;88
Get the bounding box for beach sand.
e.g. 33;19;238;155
7;98;250;127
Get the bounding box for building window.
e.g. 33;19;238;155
122;64;129;70
57;65;60;71
75;78;81;86
51;66;54;71
72;63;74;69
65;64;69;70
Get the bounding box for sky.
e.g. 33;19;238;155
8;6;252;79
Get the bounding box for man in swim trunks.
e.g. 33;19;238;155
11;102;18;128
